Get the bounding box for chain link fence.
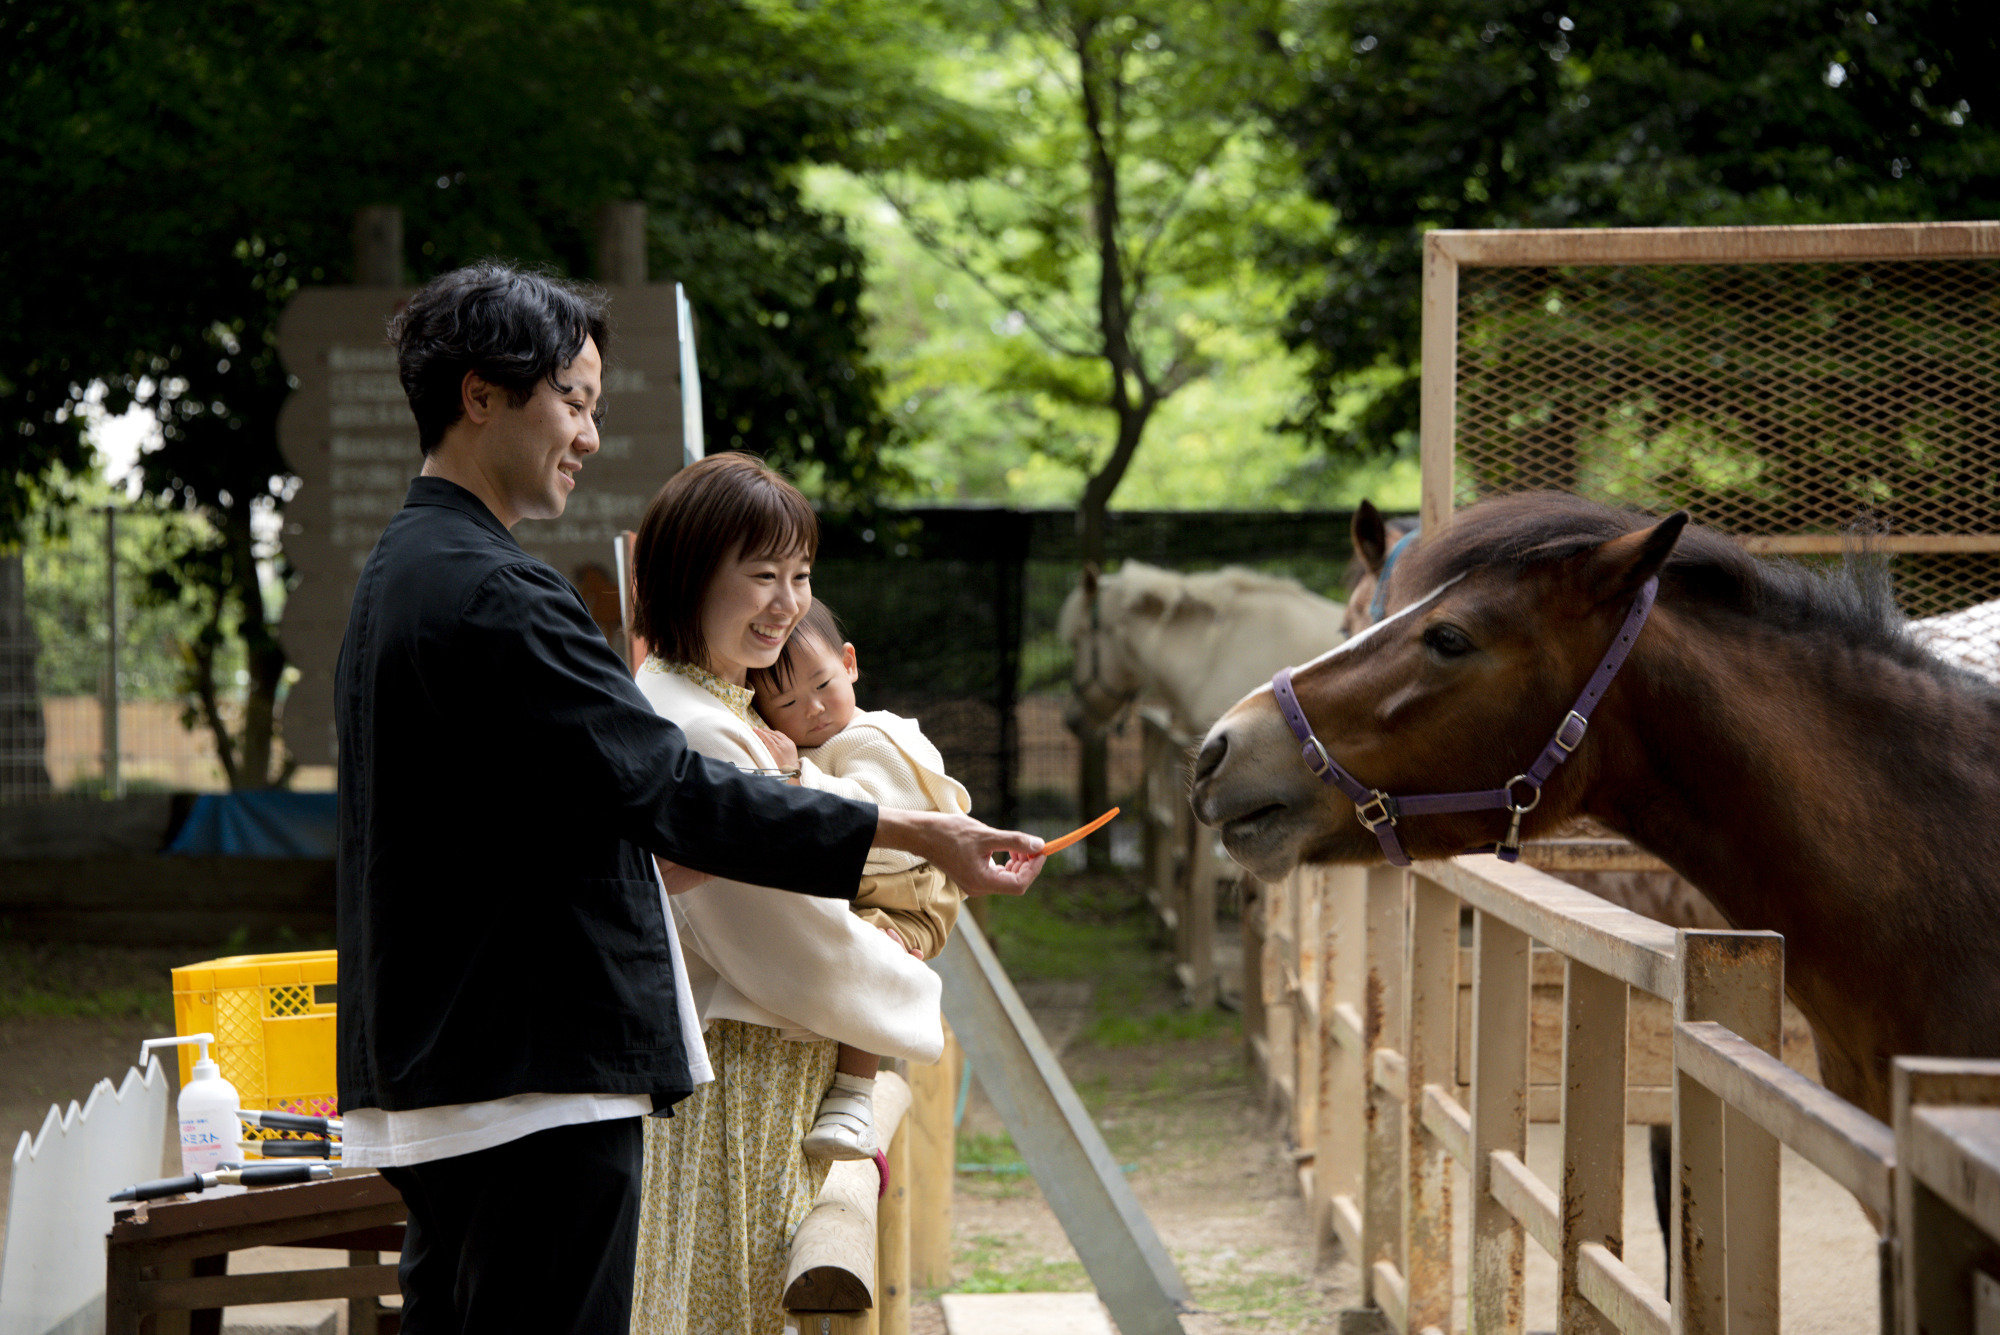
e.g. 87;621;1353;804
1452;248;2000;618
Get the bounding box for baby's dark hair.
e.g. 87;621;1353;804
749;600;847;695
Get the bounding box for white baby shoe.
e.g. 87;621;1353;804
802;1072;878;1161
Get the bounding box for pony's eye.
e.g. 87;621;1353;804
1424;624;1474;658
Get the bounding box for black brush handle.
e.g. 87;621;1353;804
231;1163;329;1186
109;1173;204;1202
242;1109;338;1135
256;1139;337;1159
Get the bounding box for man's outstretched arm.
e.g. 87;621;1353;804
658;811;1044;898
872;809;1045;898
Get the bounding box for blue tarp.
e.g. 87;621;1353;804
166;791;337;859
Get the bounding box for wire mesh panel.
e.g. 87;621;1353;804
1445;235;2000;618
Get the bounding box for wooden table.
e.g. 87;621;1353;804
106;1171;404;1335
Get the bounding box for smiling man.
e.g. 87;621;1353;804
334;263;1045;1334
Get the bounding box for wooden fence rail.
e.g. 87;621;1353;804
1250;853;1927;1335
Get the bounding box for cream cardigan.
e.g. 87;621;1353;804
635;665;944;1062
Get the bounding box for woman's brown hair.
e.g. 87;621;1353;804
631;452;819;669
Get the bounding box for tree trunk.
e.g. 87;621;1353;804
1073;405;1149;870
0;553;51;801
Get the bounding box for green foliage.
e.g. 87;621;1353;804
2;0;974;778
850;0;1331;537
1274;0;2000;460
21;470;229;701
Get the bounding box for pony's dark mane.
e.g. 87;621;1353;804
1421;491;1981;688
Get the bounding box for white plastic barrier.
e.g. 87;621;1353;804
0;1060;171;1335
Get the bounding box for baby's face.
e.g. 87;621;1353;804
752;637;860;747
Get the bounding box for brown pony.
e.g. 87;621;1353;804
1191;490;2000;1123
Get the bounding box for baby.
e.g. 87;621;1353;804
748;599;969;1161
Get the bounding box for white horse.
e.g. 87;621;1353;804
1057;562;1347;736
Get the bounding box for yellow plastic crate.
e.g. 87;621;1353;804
172;950;337;1138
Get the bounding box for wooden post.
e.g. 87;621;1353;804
1893;1056;2000;1335
1242;879;1266;1084
907;1024;960;1292
1672;930;1783;1335
1318;865;1368;1266
1559;960;1628;1335
878;1109;912;1335
1264;868;1296;1118
1293;868;1321;1172
1419;231;1459;535
596;201;648;285
1361;866;1408;1310
352;206;403;287
1469;910;1530;1335
1402;872;1458;1331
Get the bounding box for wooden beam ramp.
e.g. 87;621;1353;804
932;918;1192;1335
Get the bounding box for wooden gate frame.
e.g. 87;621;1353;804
1417;220;2000;546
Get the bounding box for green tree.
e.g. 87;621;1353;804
876;0;1310;562
1273;0;2000;460
2;0;953;786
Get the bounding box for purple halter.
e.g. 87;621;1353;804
1270;577;1659;866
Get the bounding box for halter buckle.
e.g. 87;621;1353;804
1554;710;1589;753
1301;737;1334;779
1355;791;1399;832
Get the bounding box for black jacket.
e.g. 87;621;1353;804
335;478;876;1113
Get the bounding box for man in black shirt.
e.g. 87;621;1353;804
335;263;1043;1333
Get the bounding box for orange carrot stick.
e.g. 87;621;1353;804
1039;807;1120;856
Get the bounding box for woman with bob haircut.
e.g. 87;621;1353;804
625;452;941;1333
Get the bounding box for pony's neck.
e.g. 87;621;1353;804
1588;607;2000;958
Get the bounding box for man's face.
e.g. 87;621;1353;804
476;336;603;526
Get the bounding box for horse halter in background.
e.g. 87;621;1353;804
1073;590;1140;729
1367;526;1421;624
1270;576;1660;867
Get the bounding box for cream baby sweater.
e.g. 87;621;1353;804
634;663;944;1063
798;711;972;873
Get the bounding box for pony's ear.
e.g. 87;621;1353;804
1583;512;1688;605
1351;500;1387;574
1081;563;1100;600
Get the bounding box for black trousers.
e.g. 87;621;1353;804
379;1117;645;1335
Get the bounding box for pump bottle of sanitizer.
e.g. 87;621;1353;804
140;1033;244;1174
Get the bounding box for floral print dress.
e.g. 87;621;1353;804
628;661;837;1335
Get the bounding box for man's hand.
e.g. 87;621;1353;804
872;809;1046;899
753;726;799;773
654;856;713;897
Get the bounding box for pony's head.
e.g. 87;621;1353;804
1191;493;1688;879
1344;500;1422;636
1058;564;1147;735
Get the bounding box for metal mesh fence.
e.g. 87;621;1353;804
1454;258;2000;617
7;505;1361;834
814;508;1356;843
3;508;244;807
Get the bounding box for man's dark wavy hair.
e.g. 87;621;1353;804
388;262;610;454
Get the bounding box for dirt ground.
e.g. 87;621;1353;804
0;881;1882;1335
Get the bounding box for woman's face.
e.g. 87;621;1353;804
699;544;813;684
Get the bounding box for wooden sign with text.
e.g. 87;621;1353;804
276;285;686;765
